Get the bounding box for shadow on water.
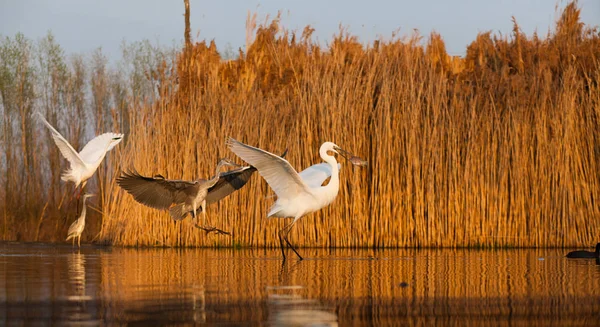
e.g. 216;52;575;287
2;243;600;325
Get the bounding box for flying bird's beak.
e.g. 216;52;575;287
334;146;368;167
221;158;242;168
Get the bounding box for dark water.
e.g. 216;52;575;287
2;243;600;326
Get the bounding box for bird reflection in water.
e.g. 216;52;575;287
267;285;337;327
67;252;90;301
191;284;206;323
64;252;95;323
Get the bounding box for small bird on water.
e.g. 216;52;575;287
565;243;600;259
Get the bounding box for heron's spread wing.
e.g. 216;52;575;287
227;138;309;199
205;166;256;204
117;169;199;210
298;163;341;188
79;133;124;164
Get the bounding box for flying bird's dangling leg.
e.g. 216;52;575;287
190;207;197;225
193;205;231;236
75;188;80;216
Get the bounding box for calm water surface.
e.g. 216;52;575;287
1;243;600;326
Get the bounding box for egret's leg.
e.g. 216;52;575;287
78;235;81;248
283;226;303;261
77;181;87;200
278;229;287;261
72;238;75;248
70;186;79;200
279;220;303;261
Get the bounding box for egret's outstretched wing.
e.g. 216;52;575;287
35;112;87;170
227;138;309;199
79;133;124;164
205;166;256;204
117;169;199;210
299;163;342;188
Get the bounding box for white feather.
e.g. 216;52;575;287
227;138;310;200
79;132;124;164
35;112;87;171
298;163;342;188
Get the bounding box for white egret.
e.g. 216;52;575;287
227;137;366;261
66;193;95;247
117;158;244;234
35;112;124;198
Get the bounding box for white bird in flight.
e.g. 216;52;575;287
35;112;124;197
227;137;367;261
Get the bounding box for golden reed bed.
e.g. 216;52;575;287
1;3;599;247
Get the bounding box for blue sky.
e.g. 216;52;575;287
1;0;599;60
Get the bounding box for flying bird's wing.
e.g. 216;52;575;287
117;169;198;210
227;138;309;199
79;133;124;164
205;149;287;205
205;166;256;204
35;112;87;170
298;162;342;188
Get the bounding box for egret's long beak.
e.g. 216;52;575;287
334;146;352;160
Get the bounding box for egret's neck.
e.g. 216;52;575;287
80;198;88;220
320;149;340;188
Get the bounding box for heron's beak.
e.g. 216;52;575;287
222;158;242;168
334;146;368;167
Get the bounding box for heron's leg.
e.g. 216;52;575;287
78;235;81;248
190;207;197;225
201;200;208;226
193;224;231;236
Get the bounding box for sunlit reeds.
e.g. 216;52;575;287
1;2;599;247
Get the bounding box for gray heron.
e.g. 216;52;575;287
117;158;251;233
